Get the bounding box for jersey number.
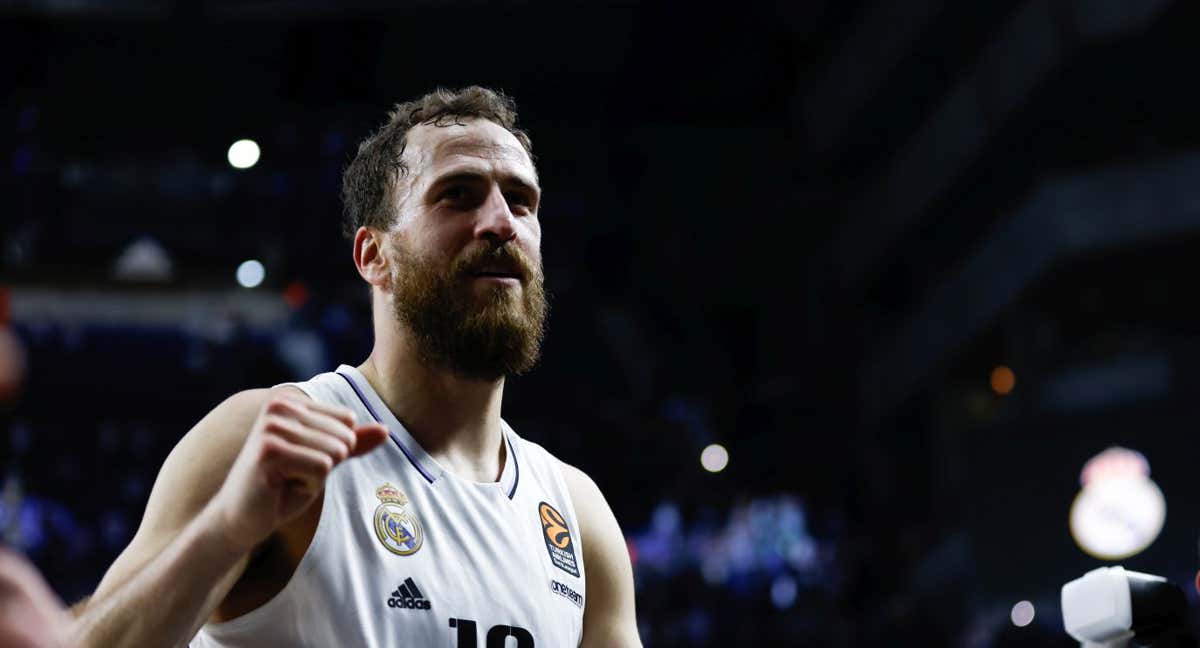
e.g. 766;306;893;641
449;618;535;647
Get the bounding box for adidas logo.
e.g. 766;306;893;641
386;577;432;610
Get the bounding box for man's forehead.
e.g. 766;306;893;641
406;119;534;176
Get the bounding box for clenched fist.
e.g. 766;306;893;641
210;393;390;551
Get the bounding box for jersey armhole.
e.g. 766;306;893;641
197;380;339;638
551;457;588;583
272;380;316;400
198;481;334;638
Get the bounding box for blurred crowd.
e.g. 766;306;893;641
0;315;1082;646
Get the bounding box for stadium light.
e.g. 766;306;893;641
1011;600;1035;627
991;365;1016;395
701;444;728;473
227;139;261;169
236;259;265;288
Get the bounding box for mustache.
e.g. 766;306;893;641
454;244;537;282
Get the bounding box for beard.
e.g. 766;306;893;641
390;239;548;381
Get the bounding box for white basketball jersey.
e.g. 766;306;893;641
191;365;586;648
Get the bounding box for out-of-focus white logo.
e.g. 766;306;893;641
1069;447;1165;560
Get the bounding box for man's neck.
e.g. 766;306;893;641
357;336;507;484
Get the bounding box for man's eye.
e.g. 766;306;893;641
442;186;468;201
504;192;532;208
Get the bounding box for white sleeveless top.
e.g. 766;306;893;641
192;365;586;648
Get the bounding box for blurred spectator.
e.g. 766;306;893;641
0;547;67;648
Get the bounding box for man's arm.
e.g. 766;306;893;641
561;463;642;648
72;501;250;648
68;596;89;619
68;389;268;647
68;388;388;648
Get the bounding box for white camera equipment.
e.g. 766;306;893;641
1061;566;1195;647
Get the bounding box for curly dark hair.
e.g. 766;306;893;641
341;86;534;239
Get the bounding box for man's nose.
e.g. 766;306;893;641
473;185;518;245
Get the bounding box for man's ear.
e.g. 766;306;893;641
353;226;391;289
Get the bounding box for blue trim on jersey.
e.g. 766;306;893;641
335;371;436;484
506;431;520;499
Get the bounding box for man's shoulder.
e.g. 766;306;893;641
557;461;599;495
556;461;611;533
507;436;609;531
510;437;597;494
167;386;309;475
202;387;308;435
272;369;361;409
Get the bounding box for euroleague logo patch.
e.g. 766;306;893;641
538;501;579;577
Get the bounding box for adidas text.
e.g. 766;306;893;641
387;597;431;610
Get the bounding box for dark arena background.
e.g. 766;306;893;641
4;1;1200;646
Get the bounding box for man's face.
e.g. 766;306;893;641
383;118;546;380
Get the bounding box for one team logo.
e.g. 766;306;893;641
538;501;579;577
551;579;584;608
373;483;423;556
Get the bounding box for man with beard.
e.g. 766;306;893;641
68;87;640;647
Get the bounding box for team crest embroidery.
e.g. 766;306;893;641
373;483;423;556
538;501;580;577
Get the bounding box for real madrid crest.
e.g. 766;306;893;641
373;483;423;556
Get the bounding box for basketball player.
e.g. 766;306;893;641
68;87;640;647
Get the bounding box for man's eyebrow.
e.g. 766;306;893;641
427;170;541;196
436;138;511;157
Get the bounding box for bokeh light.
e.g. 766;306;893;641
1080;446;1150;487
236;259;265;288
1069;475;1165;560
770;576;798;609
1010;600;1035;627
990;365;1016;395
227;139;261;169
701;443;729;473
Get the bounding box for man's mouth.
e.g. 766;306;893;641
468;264;523;281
